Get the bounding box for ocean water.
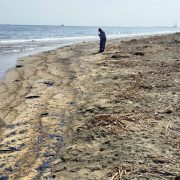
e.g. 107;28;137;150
0;24;180;79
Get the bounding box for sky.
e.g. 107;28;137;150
0;0;180;26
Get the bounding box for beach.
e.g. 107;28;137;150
0;33;180;179
1;25;179;80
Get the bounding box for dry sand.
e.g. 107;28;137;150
0;34;180;180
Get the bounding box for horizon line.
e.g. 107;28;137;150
0;23;178;28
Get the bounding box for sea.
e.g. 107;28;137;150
0;24;180;79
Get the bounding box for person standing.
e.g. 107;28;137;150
98;28;106;53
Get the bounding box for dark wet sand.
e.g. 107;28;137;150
0;34;180;179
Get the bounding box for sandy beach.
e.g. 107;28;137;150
0;34;180;179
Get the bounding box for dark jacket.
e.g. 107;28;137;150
99;30;106;40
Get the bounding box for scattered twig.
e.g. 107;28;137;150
166;122;171;134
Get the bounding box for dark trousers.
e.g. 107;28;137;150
100;38;106;52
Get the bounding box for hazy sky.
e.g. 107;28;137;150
0;0;179;26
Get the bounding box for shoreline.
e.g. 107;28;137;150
0;44;74;80
0;33;180;179
1;31;179;80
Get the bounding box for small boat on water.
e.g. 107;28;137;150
173;23;178;28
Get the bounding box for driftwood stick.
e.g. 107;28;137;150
166;122;171;133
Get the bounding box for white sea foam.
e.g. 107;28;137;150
0;30;177;45
107;30;178;39
1;47;35;54
0;36;98;45
0;30;178;55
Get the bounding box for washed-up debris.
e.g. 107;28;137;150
157;108;174;114
0;147;18;153
43;81;54;87
110;166;177;180
152;158;170;164
133;52;145;56
36;162;50;172
172;40;180;44
6;131;16;138
69;75;77;80
110;166;133;180
40;113;62;117
87;114;127;134
67;101;77;107
40;112;49;117
48;134;64;143
111;54;129;59
26;95;40;99
114;88;139;100
16;65;24;68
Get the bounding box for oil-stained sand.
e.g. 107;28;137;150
0;34;180;179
